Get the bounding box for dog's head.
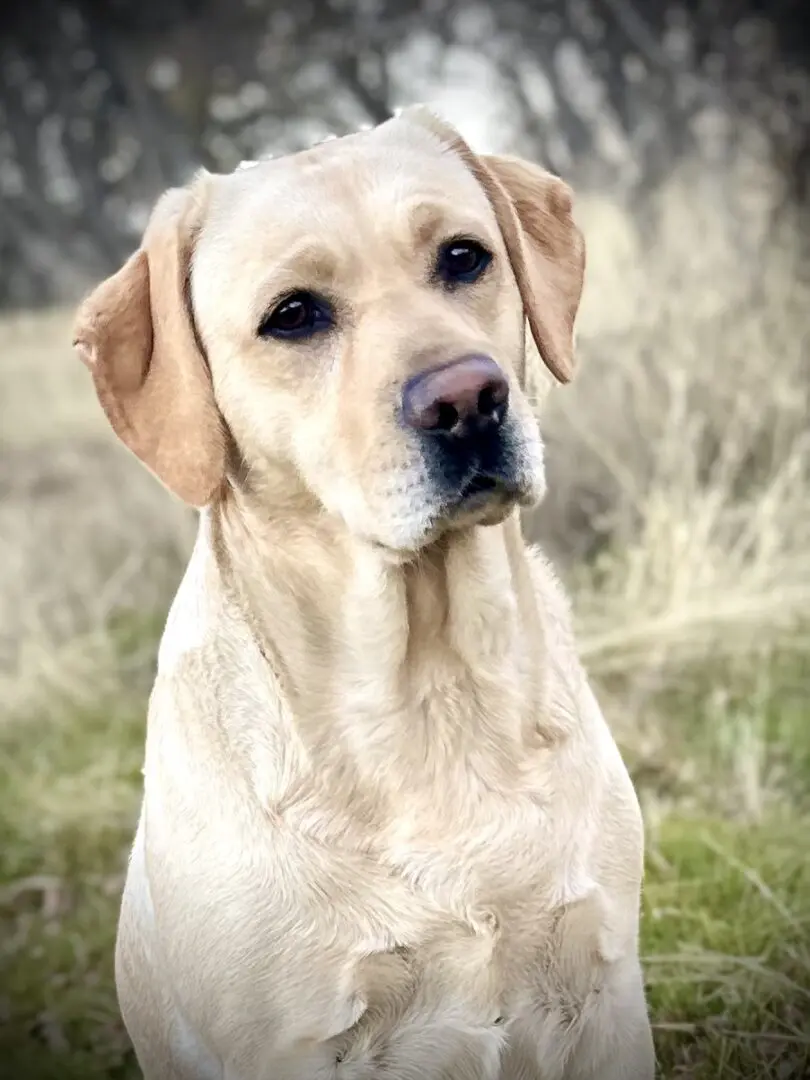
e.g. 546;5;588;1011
74;108;585;554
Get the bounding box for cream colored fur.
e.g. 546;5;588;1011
74;108;655;1080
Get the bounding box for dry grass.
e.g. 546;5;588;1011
1;143;808;1077
533;155;810;803
0;309;194;716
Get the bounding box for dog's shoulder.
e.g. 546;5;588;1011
525;542;644;855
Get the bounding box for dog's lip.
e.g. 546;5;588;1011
459;472;500;499
447;470;524;514
458;468;523;500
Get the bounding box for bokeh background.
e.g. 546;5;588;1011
1;1;808;1077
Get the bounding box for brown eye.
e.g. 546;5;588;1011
436;239;492;285
258;291;333;339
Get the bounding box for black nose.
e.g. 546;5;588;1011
401;355;509;437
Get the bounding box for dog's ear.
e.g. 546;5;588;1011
399;107;585;385
476;154;585;386
73;175;226;506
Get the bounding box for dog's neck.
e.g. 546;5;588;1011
206;484;563;788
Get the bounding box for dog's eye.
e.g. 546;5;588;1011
436;239;492;285
258;291;333;340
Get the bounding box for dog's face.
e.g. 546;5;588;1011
74;109;585;554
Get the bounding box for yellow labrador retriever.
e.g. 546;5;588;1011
73;107;655;1080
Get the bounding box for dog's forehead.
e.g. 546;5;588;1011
201;121;491;252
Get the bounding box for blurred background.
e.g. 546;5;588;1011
0;1;808;1077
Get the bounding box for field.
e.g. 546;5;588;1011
1;162;808;1078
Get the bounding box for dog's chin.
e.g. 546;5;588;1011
348;463;545;557
409;474;543;552
442;475;539;531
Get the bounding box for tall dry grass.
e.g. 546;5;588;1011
545;149;810;667
533;138;809;811
0;311;195;717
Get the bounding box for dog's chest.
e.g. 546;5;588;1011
294;789;606;1080
347;652;592;921
286;742;605;1078
261;642;608;1074
373;768;601;960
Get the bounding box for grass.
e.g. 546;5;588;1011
644;818;810;1078
1;147;809;1076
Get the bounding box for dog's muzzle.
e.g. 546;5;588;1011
401;355;524;512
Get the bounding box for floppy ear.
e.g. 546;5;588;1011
476;154;585;385
72;176;226;506
400;107;585;385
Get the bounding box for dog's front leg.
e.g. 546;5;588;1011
562;959;655;1080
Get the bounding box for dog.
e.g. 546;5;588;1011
73;106;655;1080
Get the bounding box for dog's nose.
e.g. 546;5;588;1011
401;355;509;437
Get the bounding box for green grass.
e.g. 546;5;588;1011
644;820;810;1078
1;624;808;1079
0;697;143;1080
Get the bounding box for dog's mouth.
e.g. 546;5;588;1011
382;466;536;557
446;469;525;521
408;423;543;545
458;472;500;499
